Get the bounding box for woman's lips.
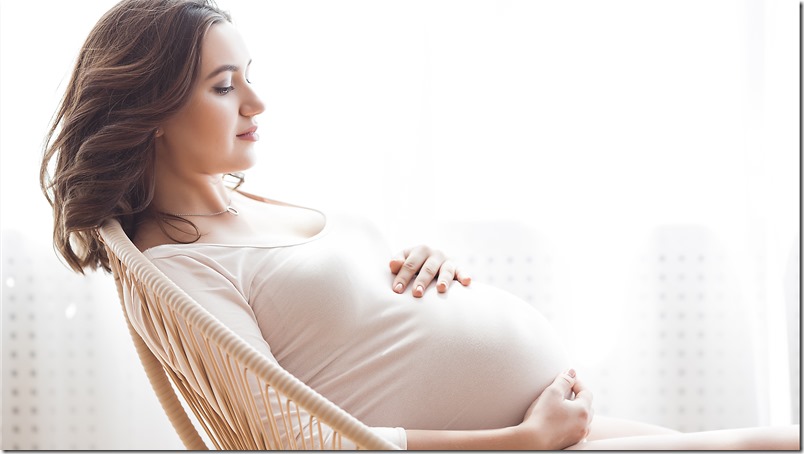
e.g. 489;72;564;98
236;126;259;141
236;131;259;141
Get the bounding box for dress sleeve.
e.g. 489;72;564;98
128;251;406;450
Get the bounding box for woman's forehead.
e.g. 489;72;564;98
200;22;251;73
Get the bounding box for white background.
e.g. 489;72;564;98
1;0;800;449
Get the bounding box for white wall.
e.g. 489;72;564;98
1;0;799;449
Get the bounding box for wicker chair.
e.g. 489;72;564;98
98;218;399;450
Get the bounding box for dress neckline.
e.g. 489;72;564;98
142;191;330;253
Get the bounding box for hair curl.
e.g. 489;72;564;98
40;0;231;273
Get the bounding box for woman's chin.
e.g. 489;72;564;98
233;153;258;172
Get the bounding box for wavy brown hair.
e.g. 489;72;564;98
40;0;231;274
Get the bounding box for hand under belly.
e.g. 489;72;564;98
334;282;570;430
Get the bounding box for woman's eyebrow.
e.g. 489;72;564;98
206;59;252;80
206;64;238;80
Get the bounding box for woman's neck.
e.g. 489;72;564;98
152;172;233;217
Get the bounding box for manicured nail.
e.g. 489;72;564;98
437;282;446;292
567;368;576;378
415;285;423;296
394;282;403;293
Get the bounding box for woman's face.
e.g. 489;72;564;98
156;21;265;178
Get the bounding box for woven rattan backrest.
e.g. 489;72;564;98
98;218;398;450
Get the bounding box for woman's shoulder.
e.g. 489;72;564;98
133;190;333;252
231;190;328;242
132;218;177;252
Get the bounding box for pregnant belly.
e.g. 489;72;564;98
332;282;570;431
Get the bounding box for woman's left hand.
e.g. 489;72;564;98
389;245;471;297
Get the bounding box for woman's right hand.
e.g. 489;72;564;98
405;370;593;451
514;369;594;450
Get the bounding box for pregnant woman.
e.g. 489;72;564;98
40;0;798;449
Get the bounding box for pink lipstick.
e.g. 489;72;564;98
236;126;259;141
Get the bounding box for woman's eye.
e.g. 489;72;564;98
214;86;234;95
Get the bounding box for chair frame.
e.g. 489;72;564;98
99;218;399;450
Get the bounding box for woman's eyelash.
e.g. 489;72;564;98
214;74;252;95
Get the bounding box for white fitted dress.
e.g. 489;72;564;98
140;207;569;449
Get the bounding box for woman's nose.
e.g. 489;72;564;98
241;85;265;117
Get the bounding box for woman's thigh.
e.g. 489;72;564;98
568;422;800;450
586;415;679;441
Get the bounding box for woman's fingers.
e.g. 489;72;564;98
436;261;456;293
412;255;445;297
550;369;577;398
391;247;428;294
389;258;403;274
390;246;470;296
455;267;472;286
571;377;593;407
569;377;594;428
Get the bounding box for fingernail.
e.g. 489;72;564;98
567;368;576;378
394;282;403;293
415;285;423;296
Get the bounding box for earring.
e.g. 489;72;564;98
155;128;163;137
